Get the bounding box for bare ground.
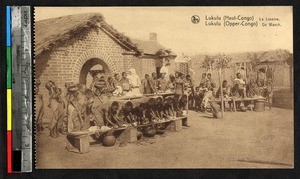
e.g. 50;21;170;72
36;107;293;169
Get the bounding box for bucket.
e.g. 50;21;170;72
254;99;265;112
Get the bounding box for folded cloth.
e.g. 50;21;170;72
99;126;112;133
87;126;100;133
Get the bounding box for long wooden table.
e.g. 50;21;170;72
209;97;266;112
109;92;175;101
66;116;187;153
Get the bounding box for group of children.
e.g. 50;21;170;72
35;72;191;137
187;69;273;114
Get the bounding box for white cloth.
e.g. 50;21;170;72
160;66;169;77
113;85;123;96
127;68;142;96
202;91;213;108
128;68;141;87
234;78;246;90
234;78;246;85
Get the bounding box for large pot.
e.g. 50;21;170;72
156;128;166;135
254;99;265;112
102;135;116;147
143;128;156;137
240;106;247;112
137;131;143;140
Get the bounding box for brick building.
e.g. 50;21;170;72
34;13;176;98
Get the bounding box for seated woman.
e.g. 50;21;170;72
247;80;261;98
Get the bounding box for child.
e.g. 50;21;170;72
145;98;159;123
106;101;126;128
132;103;147;125
234;73;246;98
119;101;137;126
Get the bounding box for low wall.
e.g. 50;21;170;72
272;88;293;110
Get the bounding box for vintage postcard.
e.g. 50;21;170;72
34;7;293;169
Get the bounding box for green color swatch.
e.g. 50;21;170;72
7;46;11;89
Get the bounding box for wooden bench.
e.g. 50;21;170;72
66;127;138;153
209;97;266;112
66;131;90;154
66;116;187;154
231;97;266;112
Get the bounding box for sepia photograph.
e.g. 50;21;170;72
34;6;293;169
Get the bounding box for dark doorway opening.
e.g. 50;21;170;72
79;58;110;85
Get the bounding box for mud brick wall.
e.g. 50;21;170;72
35;29;141;97
35;29;135;122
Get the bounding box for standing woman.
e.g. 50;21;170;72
127;68;142;96
45;81;66;138
35;80;44;133
173;72;184;115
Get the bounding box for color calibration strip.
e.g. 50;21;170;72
6;6;13;173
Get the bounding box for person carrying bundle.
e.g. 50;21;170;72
45;81;66;138
36;79;45;133
65;83;90;132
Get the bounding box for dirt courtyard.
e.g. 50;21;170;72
36;107;293;169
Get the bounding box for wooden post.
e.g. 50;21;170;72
218;68;224;118
209;60;212;74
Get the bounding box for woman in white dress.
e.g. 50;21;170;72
127;68;142;96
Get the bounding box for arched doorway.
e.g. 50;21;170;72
79;58;110;86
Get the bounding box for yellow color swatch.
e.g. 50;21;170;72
7;89;12;131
